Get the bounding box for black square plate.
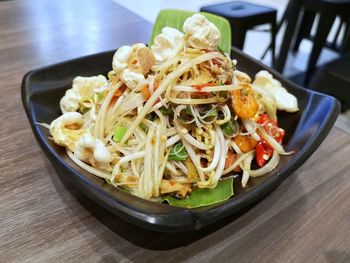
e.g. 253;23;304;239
22;48;340;232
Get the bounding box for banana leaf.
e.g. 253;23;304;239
163;178;234;208
150;9;232;54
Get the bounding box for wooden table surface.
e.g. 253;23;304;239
1;0;350;262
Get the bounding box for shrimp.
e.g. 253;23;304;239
231;84;259;119
233;135;257;153
49;112;86;151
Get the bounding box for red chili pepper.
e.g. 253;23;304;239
275;129;285;144
257;113;276;126
191;82;217;91
256;114;286;167
261;139;273;151
255;141;273;167
257;114;285;144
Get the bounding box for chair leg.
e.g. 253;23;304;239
275;0;304;73
304;13;336;85
331;19;344;50
292;9;316;53
271;19;276;68
231;26;247;50
261;8;288;61
341;20;350;53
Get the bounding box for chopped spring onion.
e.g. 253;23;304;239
196;104;218;123
215;104;231;125
139;123;147;132
216;91;229;102
200;107;218;124
206;108;218;117
168;143;188;161
186;106;193;115
97;91;105;101
145;113;156;121
79;104;91;115
176;105;195;124
159;106;173;116
113;125;128;143
220;120;238;137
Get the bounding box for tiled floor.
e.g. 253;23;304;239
113;0;350;134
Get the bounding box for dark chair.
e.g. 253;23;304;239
294;1;350;84
200;1;277;66
274;0;350;84
292;10;350;54
309;52;350;112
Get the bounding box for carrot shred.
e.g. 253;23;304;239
140;84;152;100
109;86;126;108
141;82;160;102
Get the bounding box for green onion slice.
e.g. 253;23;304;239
113;125;128;143
206;108;218;117
159;106;173;116
168;143;188;161
220;120;238;137
216;90;229;102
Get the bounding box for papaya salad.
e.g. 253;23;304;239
47;14;298;201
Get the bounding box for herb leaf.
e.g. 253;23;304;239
163;178;234;208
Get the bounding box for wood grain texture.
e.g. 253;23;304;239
0;0;349;262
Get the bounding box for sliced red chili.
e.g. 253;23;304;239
255;141;273;167
257;114;285;144
191;83;217;91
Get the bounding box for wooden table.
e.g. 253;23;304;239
1;0;350;262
